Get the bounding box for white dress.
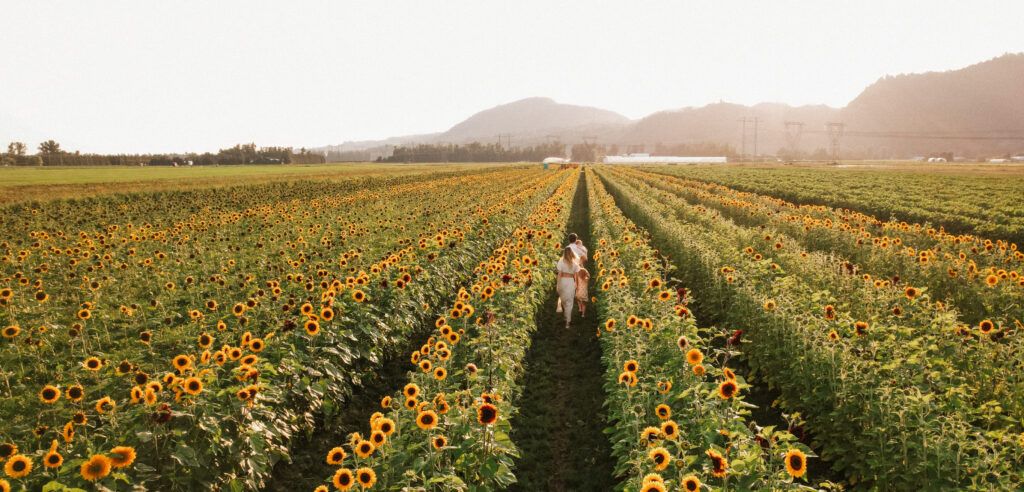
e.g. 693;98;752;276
569;243;587;263
556;258;579;323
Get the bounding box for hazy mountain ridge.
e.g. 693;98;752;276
316;53;1024;158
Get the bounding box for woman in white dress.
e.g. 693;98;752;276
556;246;579;328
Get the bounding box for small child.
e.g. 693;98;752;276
575;267;590;318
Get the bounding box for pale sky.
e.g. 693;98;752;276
1;1;1022;154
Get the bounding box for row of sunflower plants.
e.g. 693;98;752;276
310;168;581;491
633;164;1024;246
622;166;1023;327
596;166;1024;490
0;168;565;491
618;166;1024;422
584;169;819;492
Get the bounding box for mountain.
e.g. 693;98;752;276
840;53;1024;156
438;97;629;143
316;53;1024;159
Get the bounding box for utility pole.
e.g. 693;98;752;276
495;134;511;150
753;117;759;159
826;122;845;162
737;118;749;159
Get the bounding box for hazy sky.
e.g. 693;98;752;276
2;1;1022;154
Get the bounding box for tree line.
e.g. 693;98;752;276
377;141;567;163
1;141;325;167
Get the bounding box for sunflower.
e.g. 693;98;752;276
432;435;447;450
429;366;447;380
784;448;807;478
477;403;498;425
34;291;48;303
627;315;639;326
404;383;420;399
4;455;31;478
320;307;334;321
693;364;706;376
43;450;62;469
718;381;738;399
404;397;418;410
370;430;386;447
980;320;994;334
640;481;666;492
40;385;60;404
905;287;917;299
77;308;91;320
686;349;703;365
240;355;258;367
198;333;213;349
419;360;432;372
326;446;346;465
706;449;728;477
109;446;136;469
854;321;868;336
828;330;840;341
381;396;392;409
333;468;355;490
657;381;672;394
0;443;15;460
649;446;670;470
96;396;115;414
681;475;701;491
824;305;836;320
172;355;191;371
986;274;999;286
661;420;679;439
183;377;203;395
605;319;616;331
62;422;74;442
116;360;133;376
723;368;736;380
623;359;639;373
417;410;439;430
84;357;102;371
658;290;672;301
249;338;265;352
1;326;18;338
352;290;366;302
356;467;376;488
892;306;903;316
304;320;320;335
655;404;671;420
314;486;328;492
618;371;637;387
354;440;375;458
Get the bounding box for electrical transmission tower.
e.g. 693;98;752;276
784;121;805;157
737;117;759;159
495;134;512;150
825;122;845;161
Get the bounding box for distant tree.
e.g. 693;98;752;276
571;143;595;162
7;142;26;156
26;155;43;167
38;140;61;154
1;156;15;167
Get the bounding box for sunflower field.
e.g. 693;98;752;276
1;162;1021;491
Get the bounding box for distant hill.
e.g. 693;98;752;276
840;53;1024;156
316;53;1024;159
438;97;629;144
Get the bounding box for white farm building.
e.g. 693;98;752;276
603;154;727;164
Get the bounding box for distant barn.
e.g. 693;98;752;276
603;153;727;164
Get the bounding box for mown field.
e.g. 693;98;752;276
0;163;1021;491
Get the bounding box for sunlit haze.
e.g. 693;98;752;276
2;0;1022;154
